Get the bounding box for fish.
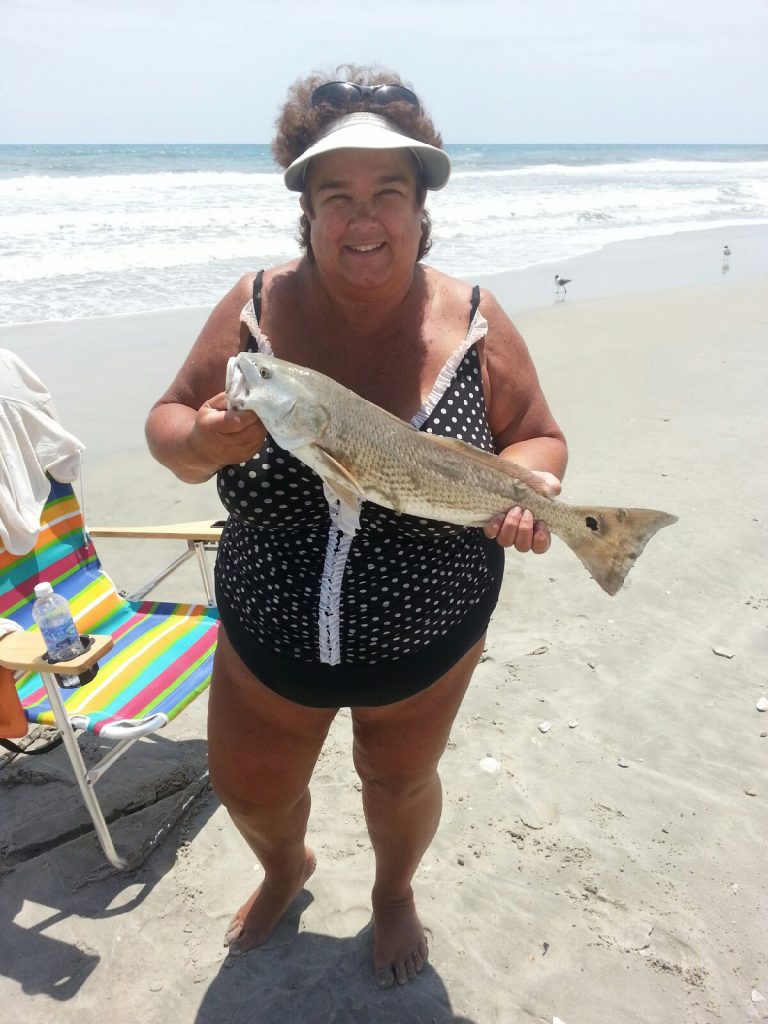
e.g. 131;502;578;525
226;352;677;596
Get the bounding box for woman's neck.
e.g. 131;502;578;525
299;260;428;337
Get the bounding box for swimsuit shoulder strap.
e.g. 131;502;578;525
245;270;265;353
252;269;265;323
468;284;481;328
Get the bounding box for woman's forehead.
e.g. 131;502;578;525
306;147;418;190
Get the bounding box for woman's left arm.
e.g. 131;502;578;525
479;289;568;553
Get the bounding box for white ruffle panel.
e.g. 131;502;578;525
410;311;488;429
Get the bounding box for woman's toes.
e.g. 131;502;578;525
376;967;395;990
223;915;243;947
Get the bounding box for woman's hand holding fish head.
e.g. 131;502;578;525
190;391;266;470
483;471;561;553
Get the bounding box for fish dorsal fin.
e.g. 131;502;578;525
425;433;554;496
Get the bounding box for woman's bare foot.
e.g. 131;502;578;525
372;888;429;988
223;847;316;955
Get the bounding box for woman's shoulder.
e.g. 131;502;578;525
235;260;301;302
423;266;505;326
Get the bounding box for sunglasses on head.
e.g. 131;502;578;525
311;81;421;111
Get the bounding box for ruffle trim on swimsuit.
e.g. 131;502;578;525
318;522;354;665
411;312;488;429
239;299;274;355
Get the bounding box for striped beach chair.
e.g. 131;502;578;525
0;478;220;868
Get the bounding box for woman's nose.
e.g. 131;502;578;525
349;198;377;221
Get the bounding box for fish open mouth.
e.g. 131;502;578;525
226;356;248;410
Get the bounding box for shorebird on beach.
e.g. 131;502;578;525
554;274;571;297
723;245;731;258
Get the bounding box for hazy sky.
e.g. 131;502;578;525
1;0;766;144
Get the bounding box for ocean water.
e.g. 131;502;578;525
1;143;767;325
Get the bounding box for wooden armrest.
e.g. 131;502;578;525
88;521;223;542
0;633;113;673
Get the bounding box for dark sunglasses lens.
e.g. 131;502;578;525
311;83;359;108
370;85;420;107
311;82;420;110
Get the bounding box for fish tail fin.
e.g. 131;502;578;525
563;506;678;596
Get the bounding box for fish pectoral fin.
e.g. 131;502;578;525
311;447;366;506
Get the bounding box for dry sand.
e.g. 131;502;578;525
1;237;767;1023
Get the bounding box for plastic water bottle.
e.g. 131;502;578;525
32;582;84;686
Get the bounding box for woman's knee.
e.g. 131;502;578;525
207;633;336;812
352;739;442;800
209;756;310;821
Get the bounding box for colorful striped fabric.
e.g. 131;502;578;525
0;479;218;734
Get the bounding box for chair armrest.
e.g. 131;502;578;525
0;633;113;673
88;521;223;542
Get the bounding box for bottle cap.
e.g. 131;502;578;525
34;582;54;598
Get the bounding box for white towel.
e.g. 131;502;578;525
0;349;85;555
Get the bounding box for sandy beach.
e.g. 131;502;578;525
1;232;767;1024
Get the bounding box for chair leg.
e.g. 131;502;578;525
192;541;215;606
40;671;129;870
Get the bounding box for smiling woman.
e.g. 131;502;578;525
300;148;425;293
272;66;447;278
144;62;567;991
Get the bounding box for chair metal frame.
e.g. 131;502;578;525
0;514;221;870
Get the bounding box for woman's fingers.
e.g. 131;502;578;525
531;520;552;554
483;506;551;554
190;394;265;468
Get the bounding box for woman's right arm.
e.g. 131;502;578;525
145;275;267;484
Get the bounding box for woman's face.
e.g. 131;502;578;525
301;148;424;292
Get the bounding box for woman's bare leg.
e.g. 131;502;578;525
208;630;337;954
351;635;486;987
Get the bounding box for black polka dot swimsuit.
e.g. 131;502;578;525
214;274;505;707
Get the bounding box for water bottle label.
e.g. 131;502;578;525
42;620;80;658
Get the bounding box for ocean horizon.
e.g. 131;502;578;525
2;142;767;325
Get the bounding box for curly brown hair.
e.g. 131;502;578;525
272;64;443;262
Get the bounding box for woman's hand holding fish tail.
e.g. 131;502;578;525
483;467;561;553
480;295;568;552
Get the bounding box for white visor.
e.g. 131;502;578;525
283;112;451;192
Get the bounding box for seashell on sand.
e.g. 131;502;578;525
712;646;735;658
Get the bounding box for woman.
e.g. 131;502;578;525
146;66;567;989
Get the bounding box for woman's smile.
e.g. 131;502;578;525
346;241;387;254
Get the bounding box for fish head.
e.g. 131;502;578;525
226;352;327;451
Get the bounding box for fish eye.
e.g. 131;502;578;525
259;366;271;379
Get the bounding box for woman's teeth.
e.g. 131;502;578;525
349;243;383;252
